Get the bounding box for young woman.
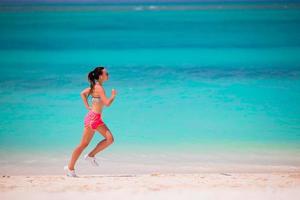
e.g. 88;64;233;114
64;66;117;177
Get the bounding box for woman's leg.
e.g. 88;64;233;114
68;126;95;170
87;124;114;157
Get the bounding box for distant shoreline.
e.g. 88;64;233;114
1;2;300;12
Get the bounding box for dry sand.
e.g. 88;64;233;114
1;172;300;200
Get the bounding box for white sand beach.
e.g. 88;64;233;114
1;172;300;200
1;150;300;199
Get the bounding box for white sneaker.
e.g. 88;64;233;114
64;165;78;177
84;154;99;166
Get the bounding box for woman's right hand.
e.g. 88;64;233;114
112;88;117;97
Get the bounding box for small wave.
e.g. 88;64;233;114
133;6;143;11
149;5;157;10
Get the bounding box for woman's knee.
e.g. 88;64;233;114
106;136;114;144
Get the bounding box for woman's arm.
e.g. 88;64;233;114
98;86;116;107
80;87;91;110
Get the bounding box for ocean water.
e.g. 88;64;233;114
0;3;300;174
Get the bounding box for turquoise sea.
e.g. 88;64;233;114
0;2;300;174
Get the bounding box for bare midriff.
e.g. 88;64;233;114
91;100;104;114
90;92;104;114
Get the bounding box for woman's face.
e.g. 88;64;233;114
100;69;109;82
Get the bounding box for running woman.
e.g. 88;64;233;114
64;66;117;177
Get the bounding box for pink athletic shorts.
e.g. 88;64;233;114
84;110;105;130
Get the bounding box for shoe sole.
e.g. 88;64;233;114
64;166;78;177
84;155;99;166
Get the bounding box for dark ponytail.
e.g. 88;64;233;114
87;66;105;96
